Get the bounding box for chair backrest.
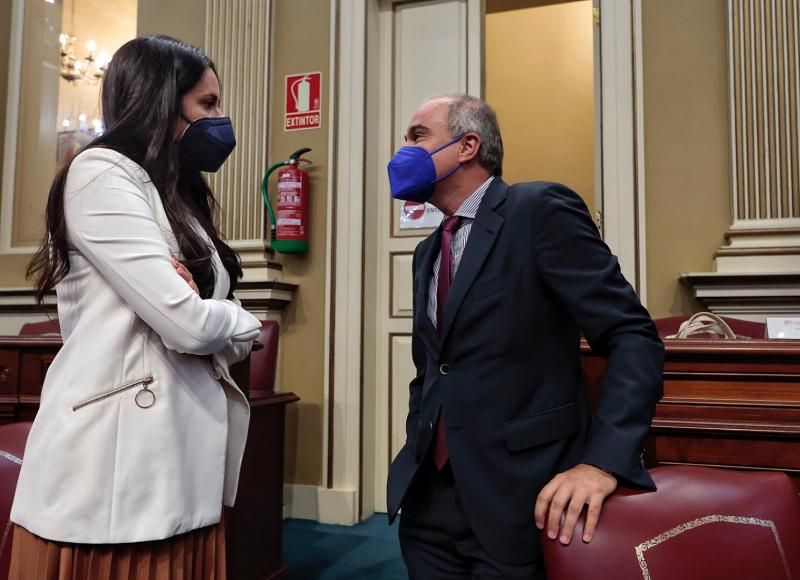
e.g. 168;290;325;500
541;465;800;580
249;320;280;396
18;319;61;336
655;314;766;339
0;422;32;578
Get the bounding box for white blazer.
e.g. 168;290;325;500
10;148;262;544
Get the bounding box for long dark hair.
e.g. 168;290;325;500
28;35;242;303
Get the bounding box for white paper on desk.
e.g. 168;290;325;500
766;317;800;339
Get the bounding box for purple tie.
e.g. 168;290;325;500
434;215;460;470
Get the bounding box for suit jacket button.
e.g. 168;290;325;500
439;364;450;375
429;421;433;430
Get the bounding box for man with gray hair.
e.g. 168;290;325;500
386;95;663;578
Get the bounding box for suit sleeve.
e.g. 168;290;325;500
405;248;426;446
64;151;262;356
531;183;664;488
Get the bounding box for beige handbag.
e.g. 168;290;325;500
667;312;738;339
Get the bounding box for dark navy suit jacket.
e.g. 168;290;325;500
386;179;664;566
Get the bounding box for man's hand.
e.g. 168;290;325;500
172;257;199;295
534;463;617;545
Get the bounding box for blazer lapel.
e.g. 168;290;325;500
439;179;508;341
414;232;441;354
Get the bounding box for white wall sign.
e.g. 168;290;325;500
398;201;443;230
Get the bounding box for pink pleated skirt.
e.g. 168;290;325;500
7;518;226;580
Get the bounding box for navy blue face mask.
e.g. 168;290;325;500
387;134;465;202
178;115;237;173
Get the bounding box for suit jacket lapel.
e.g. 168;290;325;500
414;232;441;354
439;179;507;341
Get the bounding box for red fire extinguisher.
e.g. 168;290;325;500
261;148;311;254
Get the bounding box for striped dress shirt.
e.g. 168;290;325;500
428;176;496;327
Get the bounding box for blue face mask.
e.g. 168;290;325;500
179;115;237;173
387;135;465;202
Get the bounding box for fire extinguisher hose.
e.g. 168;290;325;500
260;161;288;228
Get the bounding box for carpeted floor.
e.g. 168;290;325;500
283;514;407;579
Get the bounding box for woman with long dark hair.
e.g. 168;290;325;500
9;35;261;579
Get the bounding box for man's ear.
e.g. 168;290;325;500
458;133;481;164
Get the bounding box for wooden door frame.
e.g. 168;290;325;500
595;0;648;301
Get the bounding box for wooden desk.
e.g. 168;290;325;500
0;335;297;579
581;338;800;484
228;391;299;580
0;336;61;423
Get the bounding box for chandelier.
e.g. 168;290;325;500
59;35;109;84
58;0;109;84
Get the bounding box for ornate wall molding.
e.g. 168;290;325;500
718;0;800;271
680;271;800;320
205;0;272;274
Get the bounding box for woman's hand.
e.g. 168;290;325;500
172;257;199;294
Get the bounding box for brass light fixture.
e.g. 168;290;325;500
58;0;109;84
